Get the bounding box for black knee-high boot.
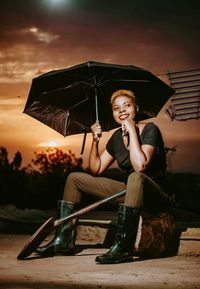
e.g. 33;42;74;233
35;200;78;256
95;203;140;264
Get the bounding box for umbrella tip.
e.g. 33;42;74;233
86;60;94;67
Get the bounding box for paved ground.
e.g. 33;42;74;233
0;233;200;289
0;208;200;289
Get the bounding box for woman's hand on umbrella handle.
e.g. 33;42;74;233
91;121;102;142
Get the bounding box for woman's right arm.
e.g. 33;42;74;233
89;122;114;175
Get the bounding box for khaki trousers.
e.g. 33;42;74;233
63;172;172;211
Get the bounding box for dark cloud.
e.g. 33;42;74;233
0;0;199;79
1;0;200;37
1;0;199;25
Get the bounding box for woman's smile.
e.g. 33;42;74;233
119;114;129;121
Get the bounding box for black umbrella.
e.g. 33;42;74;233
24;61;175;152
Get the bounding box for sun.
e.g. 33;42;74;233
47;140;58;147
38;139;64;148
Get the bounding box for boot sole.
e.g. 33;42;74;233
96;256;133;264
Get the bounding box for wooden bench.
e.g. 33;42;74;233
76;210;177;258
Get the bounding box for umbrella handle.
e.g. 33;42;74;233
94;86;99;121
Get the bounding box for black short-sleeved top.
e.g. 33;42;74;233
106;122;167;184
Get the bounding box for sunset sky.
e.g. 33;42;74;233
0;0;200;173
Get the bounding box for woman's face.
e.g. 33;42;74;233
112;95;136;125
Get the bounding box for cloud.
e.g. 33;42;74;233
20;27;60;44
0;44;51;83
0;21;199;85
0;0;199;85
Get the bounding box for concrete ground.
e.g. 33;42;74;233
0;226;200;289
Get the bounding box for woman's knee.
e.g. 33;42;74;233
67;172;83;181
66;172;87;185
127;171;146;185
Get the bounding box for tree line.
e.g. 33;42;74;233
0;146;83;210
0;146;199;212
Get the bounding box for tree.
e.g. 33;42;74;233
0;147;26;205
10;151;22;170
24;148;83;209
31;148;83;175
0;146;9;169
0;147;23;171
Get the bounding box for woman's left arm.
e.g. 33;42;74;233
123;120;156;172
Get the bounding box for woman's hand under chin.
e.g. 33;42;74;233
122;118;136;135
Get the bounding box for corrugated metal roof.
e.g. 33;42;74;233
166;69;200;121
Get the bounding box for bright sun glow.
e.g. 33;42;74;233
39;140;59;148
46;0;70;5
42;0;73;12
47;140;58;147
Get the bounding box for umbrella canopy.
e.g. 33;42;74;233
24;61;175;136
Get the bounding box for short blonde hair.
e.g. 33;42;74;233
110;89;136;104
